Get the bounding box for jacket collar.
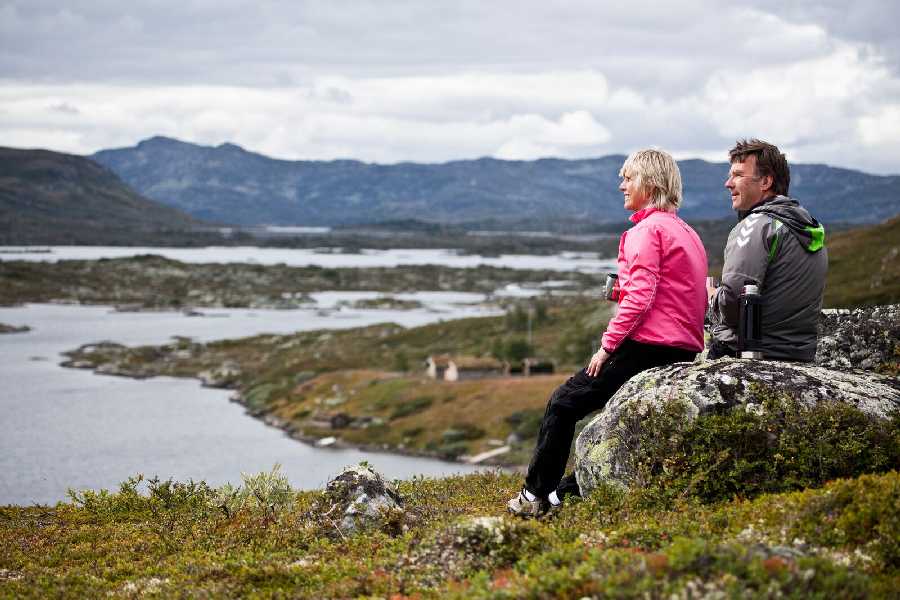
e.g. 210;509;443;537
629;206;660;224
737;194;778;221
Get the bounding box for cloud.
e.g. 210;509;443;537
49;102;80;115
0;1;899;173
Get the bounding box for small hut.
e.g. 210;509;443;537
522;357;555;376
445;356;507;381
425;354;451;380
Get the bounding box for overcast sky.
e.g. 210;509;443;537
2;0;899;173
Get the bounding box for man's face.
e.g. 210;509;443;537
725;155;770;211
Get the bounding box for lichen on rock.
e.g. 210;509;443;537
312;463;404;537
816;304;900;374
575;357;900;497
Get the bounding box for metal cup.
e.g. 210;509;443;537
604;273;619;301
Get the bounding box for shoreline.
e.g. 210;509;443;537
61;358;525;471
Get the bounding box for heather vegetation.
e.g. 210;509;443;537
4;384;900;596
2;457;898;596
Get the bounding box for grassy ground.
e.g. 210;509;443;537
824;215;900;307
2;468;898;598
4;377;899;598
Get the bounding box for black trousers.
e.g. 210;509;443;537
524;339;697;498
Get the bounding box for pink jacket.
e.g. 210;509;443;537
601;207;707;354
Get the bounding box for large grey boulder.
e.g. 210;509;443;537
314;464;403;537
816;304;899;372
574;358;900;495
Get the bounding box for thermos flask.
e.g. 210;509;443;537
738;282;763;359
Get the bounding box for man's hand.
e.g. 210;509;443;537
586;348;610;377
707;284;718;302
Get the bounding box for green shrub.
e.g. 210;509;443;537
67;474;213;524
242;383;278;410
209;464;294;520
505;408;544;440
787;471;900;568
389;395;434;419
392;350;410;372
442;423;486;443
402;426;425;438
630;396;900;504
425;440;470;460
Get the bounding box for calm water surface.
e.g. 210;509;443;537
0;298;501;505
0;245;614;272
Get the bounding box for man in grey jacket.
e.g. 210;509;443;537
707;139;828;361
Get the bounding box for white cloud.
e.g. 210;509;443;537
858;105;900;145
0;2;899;173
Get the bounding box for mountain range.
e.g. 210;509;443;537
92;136;900;228
0;146;200;245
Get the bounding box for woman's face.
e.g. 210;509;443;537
619;171;650;212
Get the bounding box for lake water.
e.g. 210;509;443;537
0;245;614;273
0;295;506;506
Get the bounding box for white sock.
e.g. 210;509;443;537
548;491;561;506
523;488;537;502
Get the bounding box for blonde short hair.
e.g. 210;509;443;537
619;149;683;211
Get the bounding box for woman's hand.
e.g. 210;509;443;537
586;348;610;377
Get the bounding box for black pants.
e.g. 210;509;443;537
524;339;697;498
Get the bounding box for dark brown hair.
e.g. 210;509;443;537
728;139;790;196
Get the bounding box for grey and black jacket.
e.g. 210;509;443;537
708;195;828;361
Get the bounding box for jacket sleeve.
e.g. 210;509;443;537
709;215;775;328
601;225;662;353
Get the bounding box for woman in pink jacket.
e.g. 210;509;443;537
508;148;708;517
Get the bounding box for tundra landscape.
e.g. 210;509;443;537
3;2;900;596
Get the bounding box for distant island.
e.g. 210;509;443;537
0;322;29;334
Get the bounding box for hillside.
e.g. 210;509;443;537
824;215;900;307
92;136;900;228
0;147;204;244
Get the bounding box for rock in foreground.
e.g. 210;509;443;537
575;358;900;495
313;464;404;537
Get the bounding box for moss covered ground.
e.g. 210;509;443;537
2;467;899;598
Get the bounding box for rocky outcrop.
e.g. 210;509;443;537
312;464;404;537
574;358;900;495
197;361;242;388
816;305;899;372
0;323;30;334
575;305;900;495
